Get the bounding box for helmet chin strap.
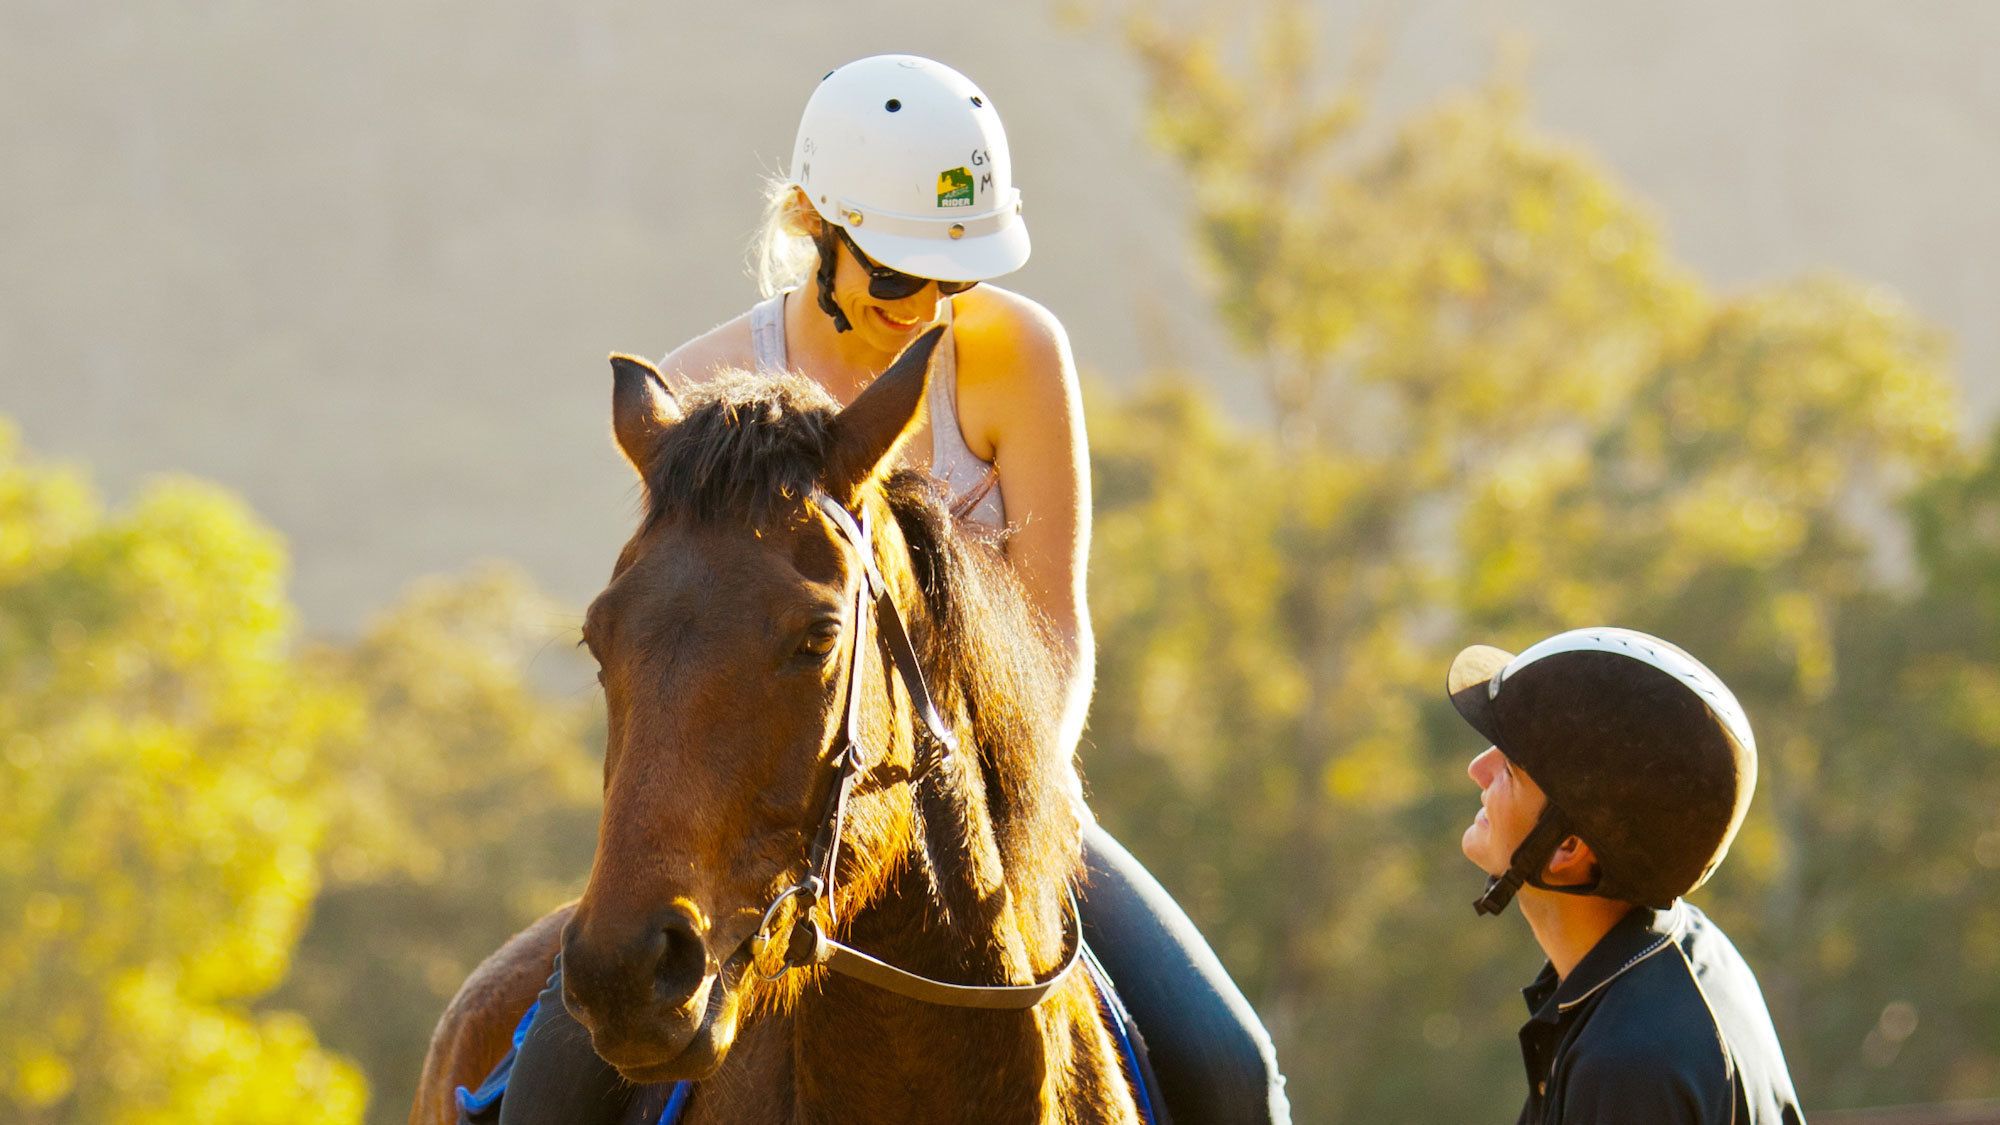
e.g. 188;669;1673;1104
1474;804;1602;916
813;229;855;334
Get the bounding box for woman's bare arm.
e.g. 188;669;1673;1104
956;291;1095;758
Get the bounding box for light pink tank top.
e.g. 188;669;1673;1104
748;292;1006;531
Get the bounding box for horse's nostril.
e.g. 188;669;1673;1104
653;914;708;1008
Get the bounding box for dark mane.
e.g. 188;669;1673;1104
642;367;1079;902
883;471;1078;906
642;369;839;531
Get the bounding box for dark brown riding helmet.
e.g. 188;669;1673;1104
1447;627;1758;916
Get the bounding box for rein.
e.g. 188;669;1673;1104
746;488;1083;1011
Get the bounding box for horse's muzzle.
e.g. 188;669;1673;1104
560;902;749;1080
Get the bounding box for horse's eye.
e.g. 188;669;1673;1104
799;622;840;659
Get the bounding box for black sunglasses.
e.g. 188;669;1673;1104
833;226;979;301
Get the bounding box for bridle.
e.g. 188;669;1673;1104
744;488;1082;1010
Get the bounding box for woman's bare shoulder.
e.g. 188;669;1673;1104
953;284;1067;349
948;286;1083;467
658;306;760;392
952;285;1075;393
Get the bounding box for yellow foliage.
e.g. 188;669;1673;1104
305;563;599;895
0;433;363;1124
1108;4;1977;1118
274;563;602;1117
106;972;364;1125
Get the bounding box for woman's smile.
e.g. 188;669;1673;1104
871;306;924;332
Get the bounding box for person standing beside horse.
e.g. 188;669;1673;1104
1449;627;1805;1124
490;54;1288;1125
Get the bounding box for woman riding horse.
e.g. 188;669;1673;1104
449;54;1286;1124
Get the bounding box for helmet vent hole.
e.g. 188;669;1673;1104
884;98;902;112
970;95;984;107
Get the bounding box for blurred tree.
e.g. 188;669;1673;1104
274;564;600;1112
1101;3;1703;1118
1456;276;1963;1104
0;422;364;1124
1791;424;2000;1104
271;566;600;1125
1088;1;1986;1119
1126;2;1701;448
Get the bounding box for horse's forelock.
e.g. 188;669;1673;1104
641;368;839;532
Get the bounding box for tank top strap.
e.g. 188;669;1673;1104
926;301;963;471
928;300;1007;530
749;292;789;373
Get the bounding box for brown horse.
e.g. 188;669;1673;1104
411;329;1144;1124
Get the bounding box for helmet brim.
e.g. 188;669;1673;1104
846;219;1031;284
1447;643;1515;748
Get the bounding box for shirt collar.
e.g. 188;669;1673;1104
1521;901;1686;1024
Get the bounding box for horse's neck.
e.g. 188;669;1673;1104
682;861;1074;1125
791;867;1074;1122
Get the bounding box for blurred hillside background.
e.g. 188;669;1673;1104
4;1;1998;1122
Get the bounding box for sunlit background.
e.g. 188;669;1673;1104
5;2;1999;1122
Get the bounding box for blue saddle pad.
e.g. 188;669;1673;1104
453;1001;689;1125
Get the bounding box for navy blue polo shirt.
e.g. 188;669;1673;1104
1516;901;1805;1124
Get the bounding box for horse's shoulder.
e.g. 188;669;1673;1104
408;903;574;1125
660;309;760;393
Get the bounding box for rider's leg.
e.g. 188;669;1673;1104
1081;823;1291;1125
493;954;634;1125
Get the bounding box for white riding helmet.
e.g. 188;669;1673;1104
789;55;1030;283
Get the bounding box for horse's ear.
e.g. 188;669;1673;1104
824;326;945;504
610;353;681;477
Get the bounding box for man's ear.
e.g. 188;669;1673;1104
1544;836;1600;888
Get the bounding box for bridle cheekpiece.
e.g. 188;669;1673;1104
745;489;1082;1010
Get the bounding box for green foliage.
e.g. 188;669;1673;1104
272;566;600;1124
1128;4;1701;443
1455;277;1965;1107
1104;9;1721;1117
1094;3;1994;1118
0;422;365;1123
1801;431;2000;1102
0;422;601;1123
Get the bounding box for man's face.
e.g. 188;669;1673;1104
1462;746;1549;877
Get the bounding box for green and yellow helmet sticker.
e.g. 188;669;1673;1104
936;167;974;208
